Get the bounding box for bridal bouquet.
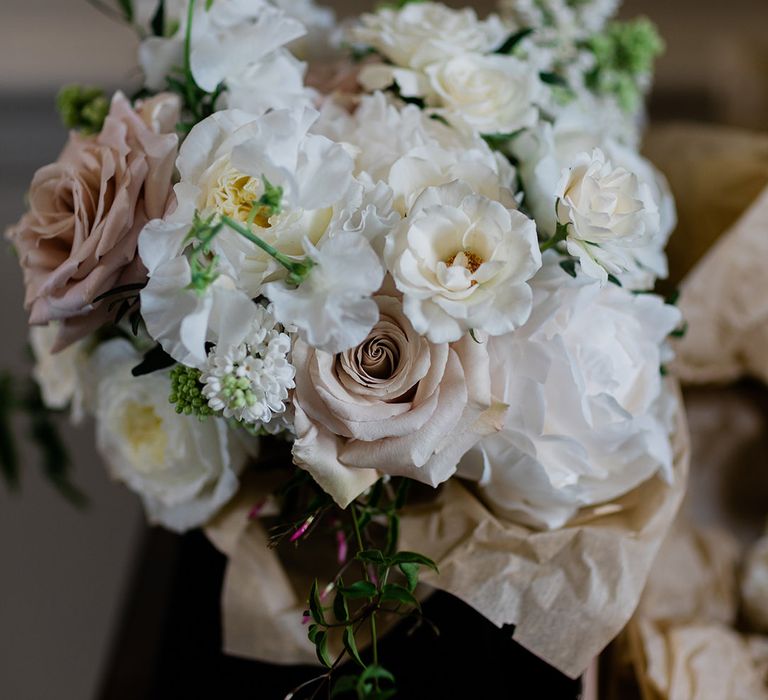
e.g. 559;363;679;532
5;0;686;695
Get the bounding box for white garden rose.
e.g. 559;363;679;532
459;259;681;529
426;53;541;136
556;148;661;284
351;2;508;71
384;181;541;344
92;340;248;532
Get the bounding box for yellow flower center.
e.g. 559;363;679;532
206;169;271;227
446;250;484;285
121;401;168;472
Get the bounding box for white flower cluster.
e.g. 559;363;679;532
23;0;680;534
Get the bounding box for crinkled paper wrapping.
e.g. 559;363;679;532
205;381;689;679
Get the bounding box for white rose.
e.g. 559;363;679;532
514;102;675;290
556;148;661;284
426;53;541;136
30;324;86;421
92;340;248;532
350;3;508;71
459;260;681;529
385;181;541;344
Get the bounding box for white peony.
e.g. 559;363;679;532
91;339;248;532
459;259;681;529
138;0;306;96
426;53;541;136
264;232;385;354
385;181;541;344
351;3;508;71
514;102;675;290
556;148;661;284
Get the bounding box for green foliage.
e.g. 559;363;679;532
585;18;664;112
115;0;133;21
56;85;109;134
256;177;284;218
496;27;534;56
169;365;215;419
0;372;86;506
131;344;175;377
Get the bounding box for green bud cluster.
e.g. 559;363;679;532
56;85;110;135
585;18;664;112
219;374;258;412
169;365;215;419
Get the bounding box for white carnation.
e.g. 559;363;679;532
460;260;681;529
92;339;248;532
385;181;541;344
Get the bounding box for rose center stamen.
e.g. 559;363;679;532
446;250;483;285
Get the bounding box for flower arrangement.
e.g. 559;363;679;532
4;0;686;696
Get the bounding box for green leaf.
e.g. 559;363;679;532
670;321;689;340
314;630;333;668
357;665;396;698
307;623;320;643
131;344;176;377
559;259;578;278
496;27;534;55
356;549;386;565
150;0;165;36
389;552;439;573
343;626;365;669
607;273;623;287
331;675;358;697
338;581;377;600
333;587;349;623
309;579;326;625
540;71;569;87
398;562;419;593
116;0;133;22
380;583;420;610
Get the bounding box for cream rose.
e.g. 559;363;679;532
291;294;499;507
426;53;541;135
6;92;179;349
384;181;541;344
556;148;661;284
92;340;248;532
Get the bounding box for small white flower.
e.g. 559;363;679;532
499;0;619;39
385;181;541;344
91;339;248;533
201;304;295;426
426;53;541;136
264;232;385;354
556;148;661;284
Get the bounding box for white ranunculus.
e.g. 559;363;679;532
139;0;306;93
556;148;661;284
350;3;508;71
385;181;541;344
514;102;675;289
30;324;86;421
459;259;681;530
264;232;384;354
92;340;248;532
426;53;541;136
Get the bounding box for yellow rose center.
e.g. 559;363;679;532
446;250;483;285
121;401;168;472
206;169;271;227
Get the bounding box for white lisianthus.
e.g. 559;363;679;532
139;0;307;96
351;3;508;71
426;53;541;136
92;340;248;532
264;232;385;354
30;324;87;421
384;181;541;344
459;260;681;529
556;148;661;284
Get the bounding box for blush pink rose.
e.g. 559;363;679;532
291;294;505;507
6;91;180;349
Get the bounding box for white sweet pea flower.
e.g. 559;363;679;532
385;181;541;344
459;259;681;530
264;232;384;354
139;0;306;97
556;148;661;284
426;53;542;136
269;0;337;61
91;339;248;532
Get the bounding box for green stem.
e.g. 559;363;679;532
370;612;379;667
183;0;198;114
540;221;569;253
220;215;305;275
